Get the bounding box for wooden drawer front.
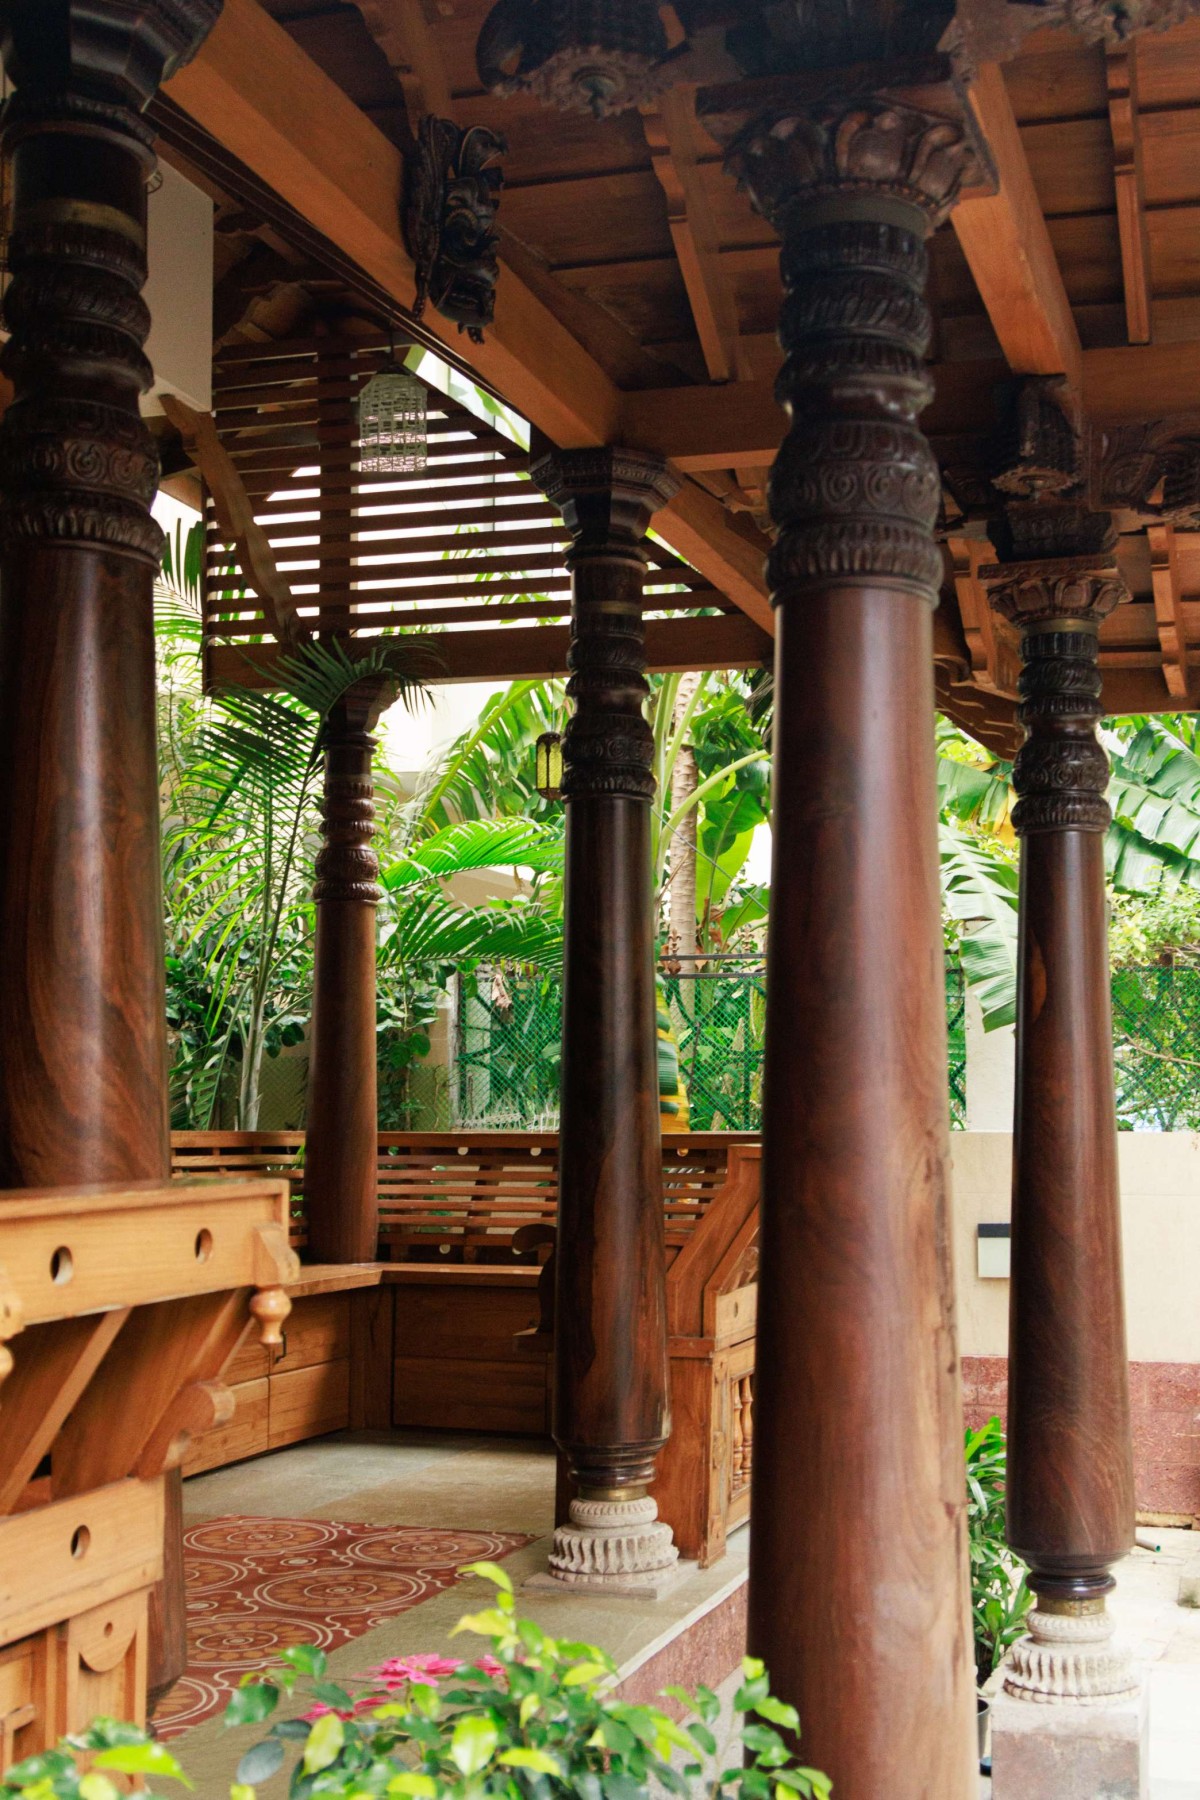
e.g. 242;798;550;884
393;1354;549;1435
269;1360;350;1449
183;1378;269;1476
275;1294;352;1373
223;1333;271;1386
393;1285;539;1360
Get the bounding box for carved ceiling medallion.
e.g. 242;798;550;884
475;0;670;117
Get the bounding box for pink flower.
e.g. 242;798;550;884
366;1654;504;1688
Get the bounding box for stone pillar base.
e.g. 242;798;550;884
525;1496;687;1599
989;1670;1149;1800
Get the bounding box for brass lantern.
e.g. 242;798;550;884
535;730;564;801
475;0;669;118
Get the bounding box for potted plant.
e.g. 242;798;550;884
2;1566;829;1800
966;1416;1033;1766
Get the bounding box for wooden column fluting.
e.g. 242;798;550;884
531;446;682;1592
304;688;386;1265
702;96;980;1795
982;552;1137;1702
0;0;222;1710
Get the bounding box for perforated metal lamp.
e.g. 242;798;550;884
357;352;428;475
535;730;564;801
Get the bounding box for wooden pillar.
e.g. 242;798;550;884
0;0;222;1710
982;549;1137;1701
700;95;980;1795
304;688;387;1265
531;446;682;1593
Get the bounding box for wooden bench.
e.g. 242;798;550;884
172;1131;759;1566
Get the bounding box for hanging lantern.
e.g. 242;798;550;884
357;353;428;474
535;730;564;801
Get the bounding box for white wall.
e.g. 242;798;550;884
144;161;213;415
951;1130;1200;1365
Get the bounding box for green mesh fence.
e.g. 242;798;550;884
452;961;1197;1133
1111;965;1200;1131
455;969;562;1128
659;961;766;1130
456;959;964;1132
946;962;967;1129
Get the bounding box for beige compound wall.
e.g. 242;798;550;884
950;1129;1200;1365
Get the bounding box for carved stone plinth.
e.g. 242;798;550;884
1004;1599;1138;1705
990;1671;1148;1800
529;1496;683;1598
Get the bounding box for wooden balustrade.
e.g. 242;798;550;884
171;1130;761;1567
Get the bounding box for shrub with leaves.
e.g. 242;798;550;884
0;1718;191;1800
2;1568;830;1800
218;1565;829;1800
966;1416;1032;1685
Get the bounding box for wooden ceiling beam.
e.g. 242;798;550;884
641;89;745;385
951;63;1083;390
167;0;774;630
348;0;453;122
206;611;773;692
1106;45;1152;347
166;0;618;450
1148;520;1189;699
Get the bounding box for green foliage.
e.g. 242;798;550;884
1;1580;830;1800
1;1718;191;1800
965;1417;1031;1686
221;1569;830;1800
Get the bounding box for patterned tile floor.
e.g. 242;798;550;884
154;1515;531;1739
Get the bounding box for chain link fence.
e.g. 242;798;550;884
455;958;969;1132
452;960;1200;1134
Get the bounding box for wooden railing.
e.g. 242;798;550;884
170;1130;760;1567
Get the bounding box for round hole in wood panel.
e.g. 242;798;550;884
50;1246;74;1284
71;1525;90;1559
194;1228;213;1262
103;1619;114;1637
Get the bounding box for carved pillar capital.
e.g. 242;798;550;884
533;446;677;804
0;1;223;112
0;0;224;567
713;92;982;234
531;445;680;561
981;556;1127;838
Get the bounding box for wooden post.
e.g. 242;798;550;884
0;0;222;1711
699;94;980;1794
531;446;682;1593
982;550;1137;1702
304;687;389;1265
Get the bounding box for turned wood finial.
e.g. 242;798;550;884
250;1285;292;1349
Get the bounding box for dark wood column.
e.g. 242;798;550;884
698;91;980;1795
0;0;222;1710
531;447;681;1592
304;686;388;1265
982;546;1136;1702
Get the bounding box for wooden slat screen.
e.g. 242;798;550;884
169;1129;757;1260
201;336;727;666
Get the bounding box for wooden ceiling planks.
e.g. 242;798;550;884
170;1;1200;721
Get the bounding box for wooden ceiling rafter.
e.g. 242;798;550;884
640;87;746;386
163;0;776;634
1106;43;1152;346
952;62;1083;390
348;0;453;122
1148;519;1190;699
